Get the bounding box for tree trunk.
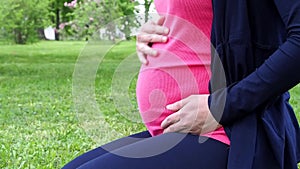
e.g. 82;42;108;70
14;29;25;44
144;0;152;23
55;8;60;41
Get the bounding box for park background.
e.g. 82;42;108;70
0;0;299;168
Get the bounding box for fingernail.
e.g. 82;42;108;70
166;104;172;109
164;28;169;34
152;50;158;56
162;36;167;42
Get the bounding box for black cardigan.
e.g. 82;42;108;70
209;0;300;168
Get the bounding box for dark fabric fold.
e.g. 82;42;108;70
209;0;300;168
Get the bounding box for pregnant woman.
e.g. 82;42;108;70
63;0;300;168
62;0;230;169
136;0;229;143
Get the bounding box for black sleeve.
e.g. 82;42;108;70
209;0;300;125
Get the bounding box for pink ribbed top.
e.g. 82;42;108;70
136;0;230;145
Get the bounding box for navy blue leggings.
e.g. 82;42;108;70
62;131;229;169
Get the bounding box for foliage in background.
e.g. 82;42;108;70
49;0;83;40
59;0;139;41
142;0;153;23
0;0;51;44
0;0;146;43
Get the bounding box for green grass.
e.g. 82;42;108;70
291;85;300;121
0;41;299;168
0;41;93;168
0;41;145;168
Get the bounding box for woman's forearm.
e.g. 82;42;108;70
210;0;300;125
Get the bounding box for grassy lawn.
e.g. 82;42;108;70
0;41;299;168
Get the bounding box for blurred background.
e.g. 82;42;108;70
0;0;155;44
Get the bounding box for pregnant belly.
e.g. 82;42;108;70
136;66;210;136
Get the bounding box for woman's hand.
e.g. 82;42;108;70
136;16;169;64
161;95;221;135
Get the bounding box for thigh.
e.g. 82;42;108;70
78;133;229;169
62;131;152;169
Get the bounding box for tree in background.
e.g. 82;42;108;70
50;0;83;40
143;0;153;23
0;0;51;44
134;0;153;30
61;0;138;41
0;0;152;43
117;0;140;40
